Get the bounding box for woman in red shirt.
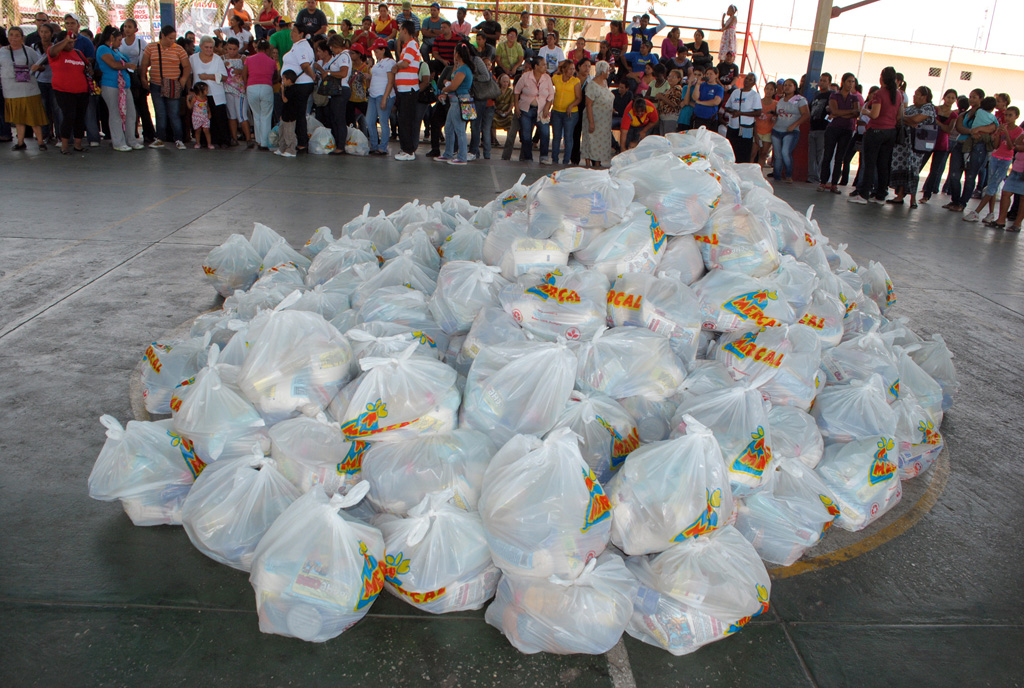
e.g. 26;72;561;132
606;20;628;76
48;30;91;154
850;66;901;204
254;0;280;41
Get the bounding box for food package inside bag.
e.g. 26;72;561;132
714;324;822;411
478;429;612;578
182;447;301;571
456;307;528;374
499;266;609;343
439;223;486;264
576;327;686;401
767;405;824;469
285;284;350;321
794;288;846;350
527;168;635;238
381;228;442;275
260;239;312;276
894;346;943;424
304;238;379;287
615;153;723;236
482;212;530;266
656;236;707;285
671;359;736;406
861;260;896;314
811;374;898;444
814;435;901;531
694;203;781;278
606;416;734;556
733;458;841;566
461;340;577;446
338;342;458;443
767;255;818;314
618;395;679;443
499;238;569;280
374;491;500;613
249;482;386;642
548;391;640;485
693;269;795;333
202;234;264;298
893;397;944;480
357;286;432;326
572;203;667;280
820;329;900;402
428;261;510;335
607;272;704;366
625;525;771;656
485;553;638;655
301;226;334;259
269;412;364;496
223;285;290;321
140;332;211;415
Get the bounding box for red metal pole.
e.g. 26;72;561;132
622;0;629;25
740;0;755;73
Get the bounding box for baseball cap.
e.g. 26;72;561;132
402;1;412;8
279;16;291;25
64;13;82;24
372;38;388;50
430;1;440;7
351;42;368;56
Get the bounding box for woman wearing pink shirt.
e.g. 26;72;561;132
242;39;278;149
973;106;1022;226
986;119;1024;231
849;66;902;204
513;57;554;162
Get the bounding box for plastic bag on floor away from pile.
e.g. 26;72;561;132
671;380;774;497
461;340;577;446
714;324;822;411
733;459;841;566
811;375;897;444
527;168;635;238
269;412;364;495
345;126;369;156
88;415;206;526
695;203;781;278
548;391;640;485
374;491;500;613
656;236;706;285
693;269;794;333
893;397;944;480
861;260;896;314
607;273;703;365
202;234;263;298
428;262;510;335
625;525;770;656
575;327;685;401
606;416;733;555
907;334;958;412
767;405;824;469
249;482;385;642
173;345;268;462
499;267;609;343
181;447;301;571
478;429;612;578
485;553;638;655
309;127;336;154
572;203;667;279
362;429;497;515
140;333;211;415
268;123;280;148
301;226;334;259
457;307;527;373
814;435;901;531
614;153;723;236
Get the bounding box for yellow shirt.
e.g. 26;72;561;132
552;75;580;113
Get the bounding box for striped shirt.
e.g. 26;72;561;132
431;35;458;63
142;41;188;82
395;39;421;92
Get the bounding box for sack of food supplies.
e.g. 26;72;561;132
548;391;640;485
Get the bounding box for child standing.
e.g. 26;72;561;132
189;83;214;149
275;69;299;157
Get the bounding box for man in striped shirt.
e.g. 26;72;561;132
392;22;422;160
430;21;458;66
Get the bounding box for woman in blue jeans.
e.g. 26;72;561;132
944;94;999;212
365;39;393;155
550;59;582;165
514;58;553;161
919;89;958;202
771;78;808;182
437;43;474;165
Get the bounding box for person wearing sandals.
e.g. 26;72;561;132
943;90;998;213
985;125;1024;232
886;86;936;209
95;26;143;151
48;30;90;154
1;27;49;151
970;107;1021;225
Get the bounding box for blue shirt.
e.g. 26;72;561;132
694;83;723;119
73;34;95;59
95;46;128;88
957;109;998;142
627;52;658;73
677;83;694;126
627;17;666;52
454;64;473;95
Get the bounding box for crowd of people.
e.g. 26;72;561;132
1;3;1020;228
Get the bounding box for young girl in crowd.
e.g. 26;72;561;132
189;82;213;149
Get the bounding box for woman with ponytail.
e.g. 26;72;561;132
849;66;902;204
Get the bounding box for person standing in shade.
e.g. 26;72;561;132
581;59;614;168
818;72;859;193
243;39;277;149
435;42;473;165
920;89;958;203
690;66;723;131
887;85;937;208
392;22;422;161
279;25;315;150
275;69;300;156
772;77;809;184
724;72;760;163
62;14;99;146
119;19;154;144
0;27;48;151
190;36;231;147
806;72;832;184
268;17;294;67
514;56;554;162
295;0;329;37
316;34;352;156
849;67;903;203
550;59;582;165
95;26;142;151
140;25;192;149
751;80;776;164
48;30;91;153
944;90;998;213
366;38;395;156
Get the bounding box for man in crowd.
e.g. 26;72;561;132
24;11;49;49
420;2;444;56
268;17;293;66
295;0;328;36
620;96;659;149
628;11;666;52
807;72;833;184
717;50;739;85
393;22;422;161
452;7;472;39
397;2;420;37
474;9;502;46
724;72;762;163
431;21;458;66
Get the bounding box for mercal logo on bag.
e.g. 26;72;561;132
679;152;708;166
167;430;207;478
525;273;581;304
143;343;170;373
354;541;386;611
819;494;841;534
336;440;368;475
731;427;772;478
383;552;448;604
797;313;825;330
724;584;770;635
607;289;643;310
340;399;417;439
722;290;780;328
647;209;666;253
838;291;856;318
868;437;897;485
695;233;719;245
673;488;723;541
581;467;612;532
884;278;896;308
500;192;522;207
169;375;195;413
202;265;217;275
594;415;640;471
804;232;817;247
410;330;438;349
919;420;942;445
721;330;786;369
888;378;900;401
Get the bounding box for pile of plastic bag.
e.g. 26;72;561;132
92;129;956;654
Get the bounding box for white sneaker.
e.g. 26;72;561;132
847;196;868;205
131;143;145;150
281;151;296;158
273;150;283;156
982;211;996;223
393;152;415;161
963;210;979;222
89;141;100;147
149;139;165;148
175;140;186;150
539;156;552;165
466;153;477;161
114;145;132;152
868;197;883;204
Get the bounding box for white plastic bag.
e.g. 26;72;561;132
573;203;667;279
821;329;900;402
249;482;385;642
527;167;635;237
181;447;301;571
249;222;286;258
485;553;638;654
305;238;379;287
694;269;793;333
308;126;336;154
695;204;781;277
301;226;334;259
428;261;509;335
478;429;612;578
269;413;366;495
811;375;897;444
575;327;685;400
908;334;958;411
794;287;846;349
351;254;437;308
625;525;771;656
499;267;609;343
607;273;703;365
861;260;896;314
656;236;706;285
381;229;442;275
894;346;943;423
715;324;822;410
457;307;527;373
615;153;723;235
140;334;210;414
440;224;486;263
375;491;500;613
606;416;734;555
461;340;577;446
767;405;824;469
260;239;312;275
814;436;901;531
499;238;569;279
345;126;369;156
362;429;496;515
548;391;640;484
285;284;350;321
893;397;944;480
202;234;263;297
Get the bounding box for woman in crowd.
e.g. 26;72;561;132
191;36;231;146
0;26;48;150
686;29;712;71
33;23;59;142
887;85;936;207
48;30;90;153
225;13;253;55
436;42;473;165
347;43;370;134
772;77;808;183
493;72;515;142
691;66;723;131
550;59;581;165
95;25;141;151
720;6;738;63
255;0;280;41
676;67;696;131
280;24;316;150
967;106;1020;223
605;21;628;73
243;39;277;149
751;79;775;164
567;37;590;63
338;20;355;44
318;34;352;156
595;41;614;66
986;123;1024;231
580;59;614;168
652;68;683;136
944;90;998;213
661;27;684;66
119;18;154;143
513;56;554;162
850;66;900;203
920;89;957;203
366;38;395;156
818;72;859;192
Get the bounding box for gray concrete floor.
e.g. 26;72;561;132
1;145;1022;688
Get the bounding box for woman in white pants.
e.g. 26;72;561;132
95;26;141;150
242;39;278;149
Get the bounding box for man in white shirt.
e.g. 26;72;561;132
724;73;762;163
537;33;564;74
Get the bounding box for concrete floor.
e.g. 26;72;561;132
1;144;1022;688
